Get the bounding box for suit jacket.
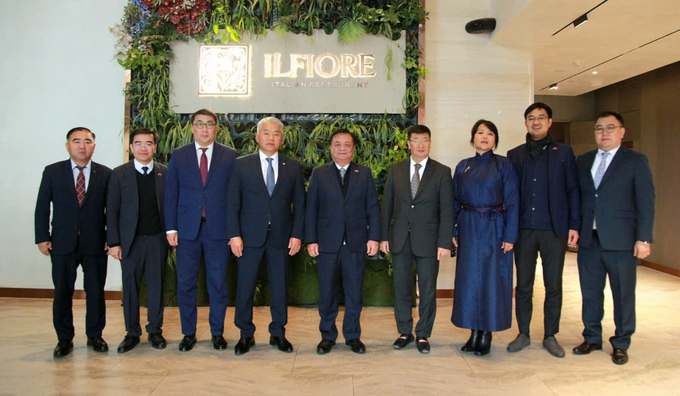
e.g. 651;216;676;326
507;141;581;238
227;152;305;248
304;162;380;253
576;146;655;251
34;159;112;255
381;158;454;257
164;142;237;241
106;161;167;259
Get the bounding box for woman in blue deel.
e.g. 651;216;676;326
451;119;519;356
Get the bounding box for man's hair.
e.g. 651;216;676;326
329;129;357;146
257;116;284;133
191;108;218;124
129;127;159;145
66;127;95;141
470;119;499;149
407;125;431;140
524;102;553;119
596;110;625;127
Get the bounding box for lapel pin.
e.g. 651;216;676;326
464;166;471;173
552;147;558;150
282;162;286;166
354;169;359;173
157;173;162;176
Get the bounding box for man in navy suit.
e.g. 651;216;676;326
107;128;168;353
164;109;237;352
305;129;381;355
35;127;112;357
506;102;580;358
227;116;305;355
573;111;654;365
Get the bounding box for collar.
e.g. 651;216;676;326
70;159;92;170
133;159;154;173
194;141;215;152
410;156;429;169
597;145;621;157
259;150;279;163
475;150;494;160
334;162;351;171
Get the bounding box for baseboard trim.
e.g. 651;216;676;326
0;288;123;300
640;260;680;278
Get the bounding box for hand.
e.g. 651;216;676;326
288;238;302;256
633;241;651;259
502;242;514;254
37;241;52;256
452;237;458;248
229;237;244;257
380;241;390;254
367;240;379;256
437;247;451;261
307;243;319;257
166;232;178;247
108;246;122;260
568;229;579;248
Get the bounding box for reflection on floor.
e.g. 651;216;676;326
1;252;679;395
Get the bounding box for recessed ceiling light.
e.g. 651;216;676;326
592;71;598;75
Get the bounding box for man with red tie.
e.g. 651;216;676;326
35;127;112;357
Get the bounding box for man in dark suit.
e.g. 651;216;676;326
305;129;381;355
380;125;453;354
227;116;305;355
35;127;112;357
164;109;237;352
573;111;655;365
107;128;168;353
506;102;580;358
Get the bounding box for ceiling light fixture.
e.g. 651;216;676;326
573;14;588;28
592;71;598;74
552;0;608;36
549;84;559;90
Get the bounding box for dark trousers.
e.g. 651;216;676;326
317;244;366;342
577;232;637;350
121;233;167;337
235;231;289;338
51;241;108;341
392;238;439;338
514;229;567;337
176;223;229;336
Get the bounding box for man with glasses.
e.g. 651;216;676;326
506;102;580;358
380;125;453;354
164;109;237;352
573;111;654;365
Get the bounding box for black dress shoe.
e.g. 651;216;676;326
178;335;197;352
270;336;294;353
235;337;255;355
345;339;366;354
474;331;492;356
572;341;602;355
612;348;629;365
87;336;109;352
212;335;228;350
461;330;481;352
317;339;336;355
148;333;166;349
393;334;415;349
53;340;73;357
416;337;431;354
117;336;140;353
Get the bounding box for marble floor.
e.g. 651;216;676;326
1;252;680;395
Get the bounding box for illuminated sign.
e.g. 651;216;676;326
199;45;250;96
263;53;376;79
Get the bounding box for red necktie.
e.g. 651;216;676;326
75;166;86;207
200;148;208;217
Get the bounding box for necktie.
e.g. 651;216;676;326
75;166;86;207
142;166;149;175
593;151;610;189
339;167;346;185
411;163;422;199
200;148;208;217
266;158;275;196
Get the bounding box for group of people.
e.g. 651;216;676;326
34;103;654;366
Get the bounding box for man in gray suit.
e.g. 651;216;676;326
380;125;454;354
573;111;655;365
107;128;168;353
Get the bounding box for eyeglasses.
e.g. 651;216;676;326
594;125;622;134
526;115;548;122
409;139;430;144
193;122;216;129
132;142;155;149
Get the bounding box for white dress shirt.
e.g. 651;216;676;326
259;150;279;184
70;159;92;191
133;159;154;174
335;162;350;173
409;156;428;180
195;141;215;170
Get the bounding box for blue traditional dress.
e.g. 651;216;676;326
451;151;519;332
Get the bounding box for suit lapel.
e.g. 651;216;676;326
325;163;344;200
205;143;223;187
154;163;165;213
81;162;99;208
414;160;435;200
345;163;359;202
62;160;80;207
584;150;597;187
271;154;286;197
125;162;140;212
598;147;625;189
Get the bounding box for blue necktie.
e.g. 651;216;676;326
266;157;275;196
593;152;610;189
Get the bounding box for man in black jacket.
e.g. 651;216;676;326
35;127;112;357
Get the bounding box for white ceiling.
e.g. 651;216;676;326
492;0;680;96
